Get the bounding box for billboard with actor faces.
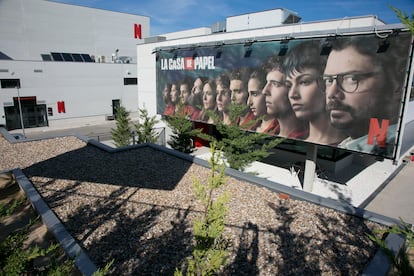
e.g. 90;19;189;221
156;31;413;159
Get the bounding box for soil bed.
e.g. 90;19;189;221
0;172;79;275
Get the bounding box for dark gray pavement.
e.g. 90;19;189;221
11;121;117;141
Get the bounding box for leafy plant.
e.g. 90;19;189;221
2;243;59;275
368;218;414;275
134;107;160;144
391;6;414;34
167;104;202;154
110;105;132;147
92;259;115;276
0;216;77;275
201;104;284;171
176;142;229;276
0;198;26;219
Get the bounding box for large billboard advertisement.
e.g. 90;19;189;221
156;31;413;159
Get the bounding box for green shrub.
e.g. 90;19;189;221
134;108;160;144
200;104;284;171
167;105;202;154
110;105;132;147
176;142;229;275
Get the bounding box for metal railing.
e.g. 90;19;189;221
88;127;166;147
131;127;166;146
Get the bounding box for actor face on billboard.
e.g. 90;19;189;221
324;45;383;139
203;81;217;110
230;79;248;105
193;77;203;96
216;83;231;113
262;70;291;118
180;83;191;105
199;79;218;124
215;73;232;125
163;83;175;116
229;68;255;127
247;77;267;118
191;77;204;107
322;33;413;157
286;68;324;119
163;83;171;105
286;67;345;145
170;83;180;105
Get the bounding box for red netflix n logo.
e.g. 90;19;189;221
57;101;66;113
134;24;142;39
367;118;389;148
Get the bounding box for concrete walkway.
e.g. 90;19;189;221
364;158;414;225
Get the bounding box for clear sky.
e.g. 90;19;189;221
50;0;414;36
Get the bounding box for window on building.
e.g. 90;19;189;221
124;78;137;85
81;54;94;62
41;54;52;61
47;52;94;62
1;79;20;88
51;52;64;61
62;53;74;62
72;53;83;62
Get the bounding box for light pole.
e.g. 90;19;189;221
16;83;25;137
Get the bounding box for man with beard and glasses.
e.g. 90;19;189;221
323;35;410;157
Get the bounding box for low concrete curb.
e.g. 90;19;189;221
12;169;98;276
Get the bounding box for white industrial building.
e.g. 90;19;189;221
0;0;149;129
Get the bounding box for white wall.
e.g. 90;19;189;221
0;0;148;128
226;9;287;32
161;28;212;40
0;60;138;125
0;0;150;62
136;44;157;115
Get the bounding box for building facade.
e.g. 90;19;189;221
0;0;149;129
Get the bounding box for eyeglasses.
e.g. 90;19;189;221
323;72;378;93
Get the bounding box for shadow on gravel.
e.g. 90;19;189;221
61;185;193;275
225;200;378;275
268;200;377;274
23;145;193;190
223;221;260;275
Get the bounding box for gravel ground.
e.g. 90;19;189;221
0;135;386;275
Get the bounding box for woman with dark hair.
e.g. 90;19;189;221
215;73;232;125
198;78;218;123
163;83;175;116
